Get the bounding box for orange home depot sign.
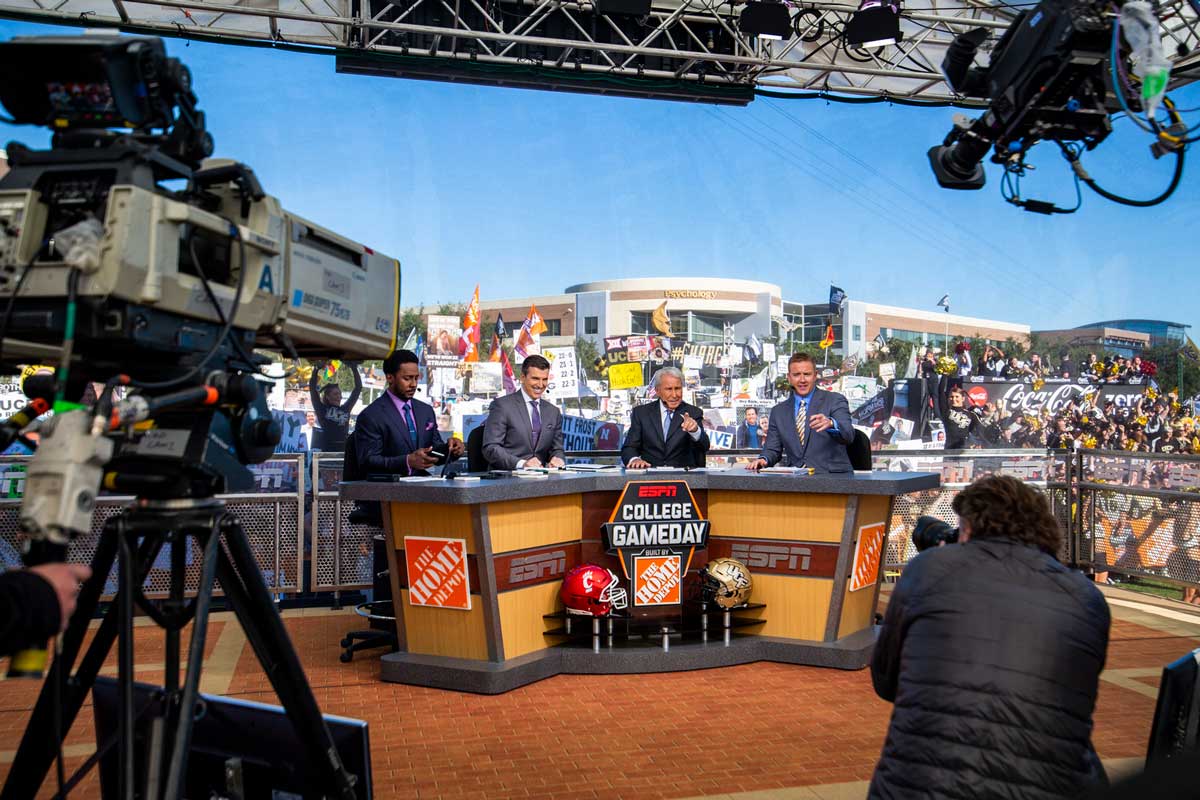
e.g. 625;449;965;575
633;555;681;606
405;537;471;610
848;523;886;592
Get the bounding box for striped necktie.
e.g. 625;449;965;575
795;399;807;445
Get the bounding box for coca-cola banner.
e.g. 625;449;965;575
960;379;1147;416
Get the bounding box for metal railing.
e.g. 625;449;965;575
3;447;1196;598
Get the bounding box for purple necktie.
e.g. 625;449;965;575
530;400;542;448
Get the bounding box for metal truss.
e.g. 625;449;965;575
1;0;1199;104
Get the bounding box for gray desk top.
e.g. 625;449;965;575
340;469;940;504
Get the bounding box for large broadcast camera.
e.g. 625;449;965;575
0;34;390;798
927;0;1188;211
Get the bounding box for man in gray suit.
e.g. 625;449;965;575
748;352;854;474
483;354;566;470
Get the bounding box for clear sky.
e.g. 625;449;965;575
1;17;1196;334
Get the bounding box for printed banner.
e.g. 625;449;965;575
849;523;886;592
404;536;471;609
561;414;624;452
425;315;462;369
544;346;580;400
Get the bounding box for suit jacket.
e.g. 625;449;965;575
620;401;710;468
759;388;854;473
354;391;447;475
482;391;565;470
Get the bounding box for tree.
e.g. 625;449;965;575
575;338;603;381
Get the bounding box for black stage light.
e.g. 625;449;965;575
740;1;793;40
844;0;902;49
594;0;652;16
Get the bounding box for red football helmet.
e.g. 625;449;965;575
560;564;627;616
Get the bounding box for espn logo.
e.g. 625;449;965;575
730;542;812;572
508;550;567;585
638;485;677;498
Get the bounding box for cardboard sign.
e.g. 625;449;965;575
849;523;886;592
608;362;645;391
633;555;682;606
404;536;471;609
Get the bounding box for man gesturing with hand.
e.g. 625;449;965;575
621;367;709;469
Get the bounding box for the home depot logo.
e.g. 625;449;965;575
849;523;886;592
404;536;471;609
633;555;681;606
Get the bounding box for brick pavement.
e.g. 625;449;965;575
1;590;1197;799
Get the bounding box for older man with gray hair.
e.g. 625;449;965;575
620;366;710;469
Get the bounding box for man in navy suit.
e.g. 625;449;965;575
355;349;463;477
621;367;709;469
748;352;854;474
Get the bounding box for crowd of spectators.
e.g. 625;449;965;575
919;343;1162;383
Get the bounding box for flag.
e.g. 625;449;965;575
414;333;425;362
829;285;846;316
401;327;418;351
936;294;951;313
772;314;799;334
819;324;835;350
500;348;517;393
872;332;889;354
1180;338;1200;364
488;312;508;362
745;334;763;363
320;360;341;383
458;285;481;362
515;304;548;360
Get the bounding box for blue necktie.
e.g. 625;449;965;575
403;402;417;445
664;408;673;438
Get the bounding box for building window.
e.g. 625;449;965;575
852;325;862;342
544;319;561;336
630;311;651;334
670;315;689;339
690;313;725;344
585;316;598;335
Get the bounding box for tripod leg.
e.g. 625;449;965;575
215;518;358;800
118;524;137;800
162;525;222;800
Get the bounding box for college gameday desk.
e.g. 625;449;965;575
341;470;938;694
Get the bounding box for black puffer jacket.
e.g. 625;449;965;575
870;538;1111;800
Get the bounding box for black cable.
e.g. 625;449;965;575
754;87;986;108
1063;141;1187;207
0;260;34;369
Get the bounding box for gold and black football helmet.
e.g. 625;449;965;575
699;557;752;609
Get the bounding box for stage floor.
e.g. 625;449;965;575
1;586;1195;799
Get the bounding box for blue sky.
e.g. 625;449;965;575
1;18;1196;333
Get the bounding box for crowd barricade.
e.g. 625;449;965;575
0;454;306;599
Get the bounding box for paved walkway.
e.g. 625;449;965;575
1;587;1196;799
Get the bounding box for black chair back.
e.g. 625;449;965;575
467;426;489;472
343;430;380;527
848;428;872;471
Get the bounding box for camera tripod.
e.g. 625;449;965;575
1;495;360;800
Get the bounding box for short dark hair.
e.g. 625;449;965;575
321;383;340;398
383;349;419;375
951;475;1062;556
522;355;551;374
788;352;816;369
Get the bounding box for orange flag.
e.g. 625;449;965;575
819;324;835;350
459;285;481;362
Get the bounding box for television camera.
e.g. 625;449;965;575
0;34;390;799
927;0;1188;212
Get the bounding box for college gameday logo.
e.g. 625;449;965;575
404;536;471;610
634;555;681;606
849;523;887;592
603;481;708;609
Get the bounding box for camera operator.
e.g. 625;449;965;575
870;475;1110;799
1;562;91;657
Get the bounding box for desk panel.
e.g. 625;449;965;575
707;491;848;543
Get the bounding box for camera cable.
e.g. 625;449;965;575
1059;140;1186;207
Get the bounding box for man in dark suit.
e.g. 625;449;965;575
749;352;854;474
621;367;710;468
482;354;566;470
355;349;463;477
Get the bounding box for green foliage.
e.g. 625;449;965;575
861;338;916;380
575;338;603;381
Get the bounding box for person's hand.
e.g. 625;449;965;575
407;447;440;471
549;457;566;468
627;458;651;469
447;438;464;457
524;457;543;469
747;458;768;472
29;563;92;632
809;413;833;433
679;412;699;434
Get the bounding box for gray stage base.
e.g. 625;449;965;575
380;628;879;694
